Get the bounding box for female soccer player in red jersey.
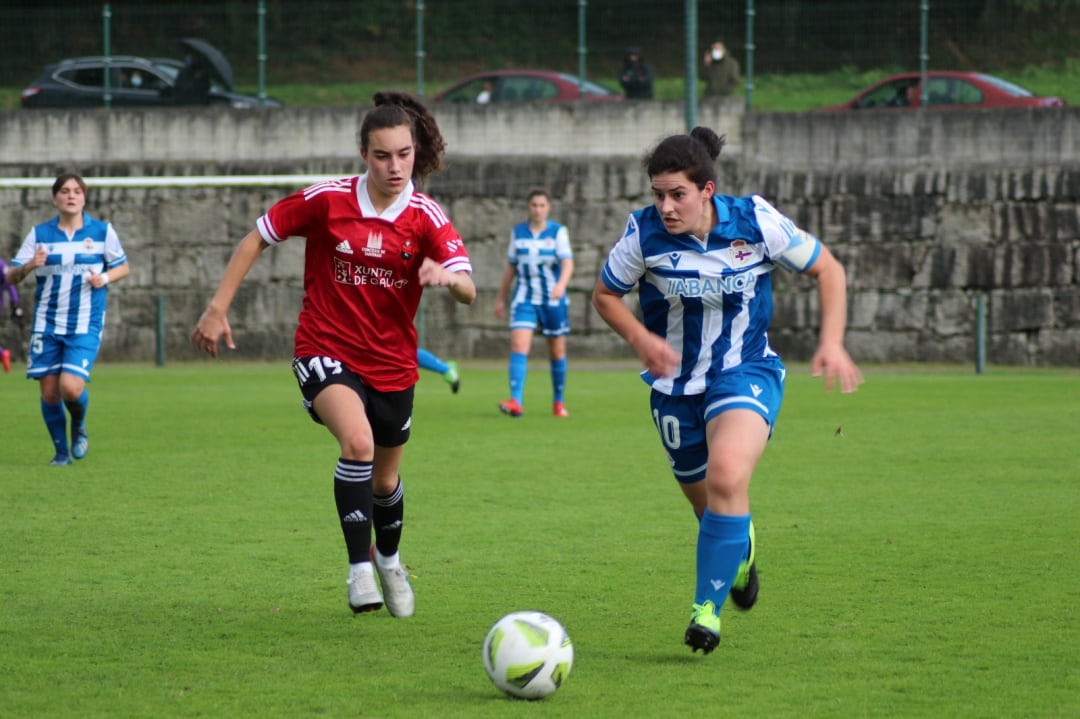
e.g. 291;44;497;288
191;92;476;618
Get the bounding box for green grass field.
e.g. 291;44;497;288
1;361;1077;718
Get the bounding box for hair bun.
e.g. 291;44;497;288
690;126;726;160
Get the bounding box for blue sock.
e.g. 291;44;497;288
550;357;567;403
695;510;751;610
41;398;69;454
509;352;528;403
417;348;448;375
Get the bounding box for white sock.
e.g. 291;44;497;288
372;549;401;570
349;561;374;578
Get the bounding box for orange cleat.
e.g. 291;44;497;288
498;398;524;417
1;348;10;373
552;401;569;418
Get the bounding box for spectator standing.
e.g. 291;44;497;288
618;47;654;99
703;40;740;98
173;53;211;105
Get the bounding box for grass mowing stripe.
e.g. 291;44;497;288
0;363;1077;718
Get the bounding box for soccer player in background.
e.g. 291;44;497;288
417;347;460;393
8;173;131;465
592;127;862;654
0;257;23;372
493;188;574;418
191;92;476;618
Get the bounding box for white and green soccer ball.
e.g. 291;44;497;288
482;611;573;700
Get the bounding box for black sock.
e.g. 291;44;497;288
334;458;373;564
373;476;404;558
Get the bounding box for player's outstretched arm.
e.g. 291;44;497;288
191;229;269;357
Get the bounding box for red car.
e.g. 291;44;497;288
817;71;1065;111
431;70;623;104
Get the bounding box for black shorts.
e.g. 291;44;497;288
292;356;414;448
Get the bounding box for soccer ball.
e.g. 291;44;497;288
482;611;574;700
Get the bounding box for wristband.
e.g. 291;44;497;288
100;273;109;286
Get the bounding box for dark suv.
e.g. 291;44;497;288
20;55;280;109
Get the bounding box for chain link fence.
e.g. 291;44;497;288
3;1;1076;102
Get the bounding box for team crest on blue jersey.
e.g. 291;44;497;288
669;252;682;268
728;240;759;268
84;238;95;250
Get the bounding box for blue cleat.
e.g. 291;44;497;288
72;426;89;460
50;452;72;466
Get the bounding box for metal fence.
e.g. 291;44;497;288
3;1;1075;106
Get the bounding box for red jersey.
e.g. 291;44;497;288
256;175;471;391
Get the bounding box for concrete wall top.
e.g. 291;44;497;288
744;106;1079;171
5;102;1076;175
0;99;745;170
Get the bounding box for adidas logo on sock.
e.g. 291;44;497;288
342;510;368;523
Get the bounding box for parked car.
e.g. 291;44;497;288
432;70;623;104
816;71;1065;112
20;42;280;109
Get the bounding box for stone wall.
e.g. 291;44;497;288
1;102;1077;366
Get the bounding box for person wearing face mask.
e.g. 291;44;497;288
703;40;740;98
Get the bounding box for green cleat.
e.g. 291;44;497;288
729;519;759;610
443;361;460;394
684;600;721;654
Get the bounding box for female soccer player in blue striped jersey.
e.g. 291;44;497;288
592;127;862;654
494;188;574;418
8;174;130;465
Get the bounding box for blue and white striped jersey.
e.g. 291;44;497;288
507;220;572;306
600;194;821;396
13;213;127;336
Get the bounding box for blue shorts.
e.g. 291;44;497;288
509;301;570;337
26;331;102;381
648;359;786;484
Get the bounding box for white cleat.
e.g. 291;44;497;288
373;550;415;618
347;566;383;614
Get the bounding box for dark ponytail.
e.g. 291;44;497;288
358;91;447;184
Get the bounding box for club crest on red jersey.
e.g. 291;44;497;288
363;231;385;258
